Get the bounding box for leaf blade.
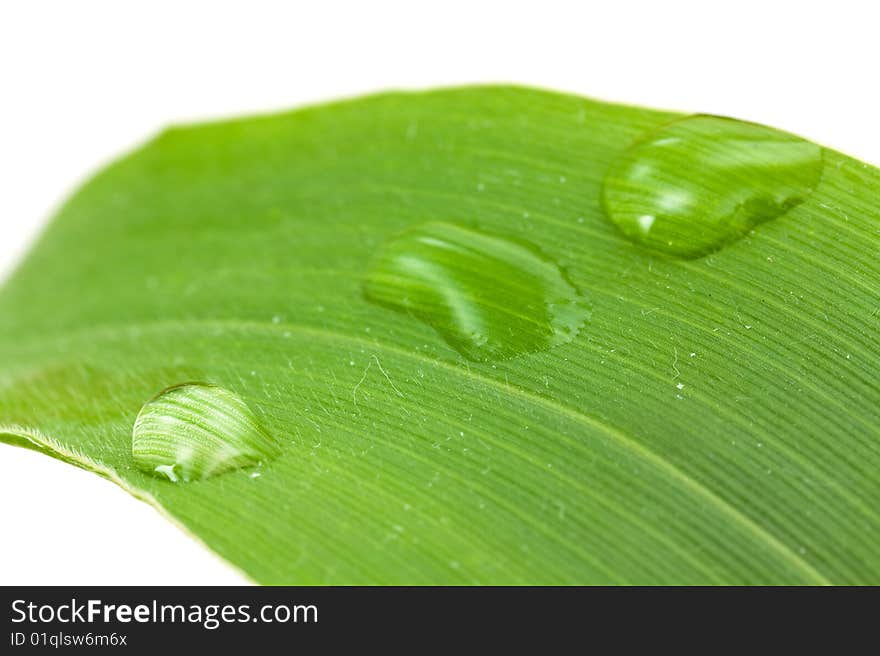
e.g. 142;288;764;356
1;86;878;583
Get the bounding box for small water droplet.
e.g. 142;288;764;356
601;115;823;258
131;383;281;482
154;464;179;482
363;222;590;361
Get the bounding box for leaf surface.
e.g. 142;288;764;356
1;86;878;584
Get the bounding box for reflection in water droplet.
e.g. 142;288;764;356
601;115;824;258
131;383;280;482
363;222;590;361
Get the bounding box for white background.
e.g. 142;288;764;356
1;0;877;584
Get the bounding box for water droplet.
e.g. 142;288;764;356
601;115;823;258
131;383;281;482
363;222;590;361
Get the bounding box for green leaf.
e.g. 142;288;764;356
1;86;878;584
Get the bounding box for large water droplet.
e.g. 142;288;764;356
601;115;823;258
364;221;590;361
131;383;280;482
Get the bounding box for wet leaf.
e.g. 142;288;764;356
1;86;878;583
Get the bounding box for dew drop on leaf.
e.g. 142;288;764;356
363;221;590;361
600;115;823;258
131;382;280;482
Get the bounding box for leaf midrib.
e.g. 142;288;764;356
1;315;832;584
